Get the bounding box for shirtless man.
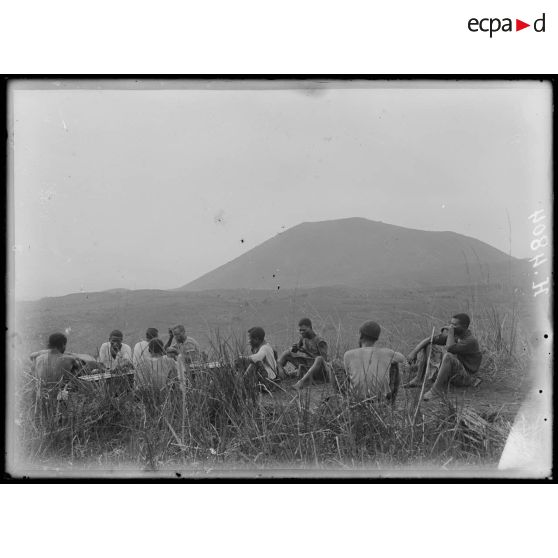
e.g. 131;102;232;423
30;332;78;388
343;321;407;403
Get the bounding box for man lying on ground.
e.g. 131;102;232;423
135;338;178;391
98;330;133;370
277;318;329;388
30;332;78;389
408;313;482;401
236;326;278;386
343;321;407;403
133;327;159;367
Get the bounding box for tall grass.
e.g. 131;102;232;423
14;308;521;473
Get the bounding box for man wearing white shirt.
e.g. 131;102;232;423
133;327;159;367
98;330;133;370
238;326;278;381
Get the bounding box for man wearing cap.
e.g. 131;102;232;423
237;326;278;383
343;321;407;402
133;327;159;368
98;330;133;370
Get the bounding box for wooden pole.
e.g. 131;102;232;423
412;326;436;426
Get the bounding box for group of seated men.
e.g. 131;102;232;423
29;324;202;391
238;313;482;401
28;312;483;402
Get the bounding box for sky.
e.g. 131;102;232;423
9;80;552;301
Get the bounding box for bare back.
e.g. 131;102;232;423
343;347;405;399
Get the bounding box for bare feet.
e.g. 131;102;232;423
404;377;421;388
276;363;286;380
423;388;442;401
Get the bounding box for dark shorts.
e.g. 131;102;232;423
446;353;475;386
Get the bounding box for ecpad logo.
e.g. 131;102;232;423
468;13;546;37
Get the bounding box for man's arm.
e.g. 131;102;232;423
122;344;133;362
446;336;477;355
98;343;109;366
391;350;412;376
445;326;456;350
392;350;407;364
343;351;351;373
407;337;431;361
30;349;49;361
317;340;328;360
164;329;174;350
248;345;267;363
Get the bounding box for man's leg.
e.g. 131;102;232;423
405;347;428;387
243;362;269;399
294;357;327;389
330;358;348;393
387;362;401;404
277;350;297;378
423;353;467;400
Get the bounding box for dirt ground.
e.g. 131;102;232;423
260;360;530;422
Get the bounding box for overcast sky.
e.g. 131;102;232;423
10;80;551;300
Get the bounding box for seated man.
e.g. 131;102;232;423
166;346;179;361
420;313;483;401
30;332;78;388
135;338;178;391
165;324;202;385
276;318;329;390
236;326;278;385
98;330;133;370
133;327;159;367
165;325;201;364
343;321;407;403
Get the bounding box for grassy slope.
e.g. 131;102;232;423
11;283;535;474
15;283;533;358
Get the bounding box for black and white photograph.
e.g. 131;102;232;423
5;78;553;478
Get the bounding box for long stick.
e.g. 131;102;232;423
412;326;436;426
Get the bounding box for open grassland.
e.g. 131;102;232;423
10;284;535;476
14;283;534;359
